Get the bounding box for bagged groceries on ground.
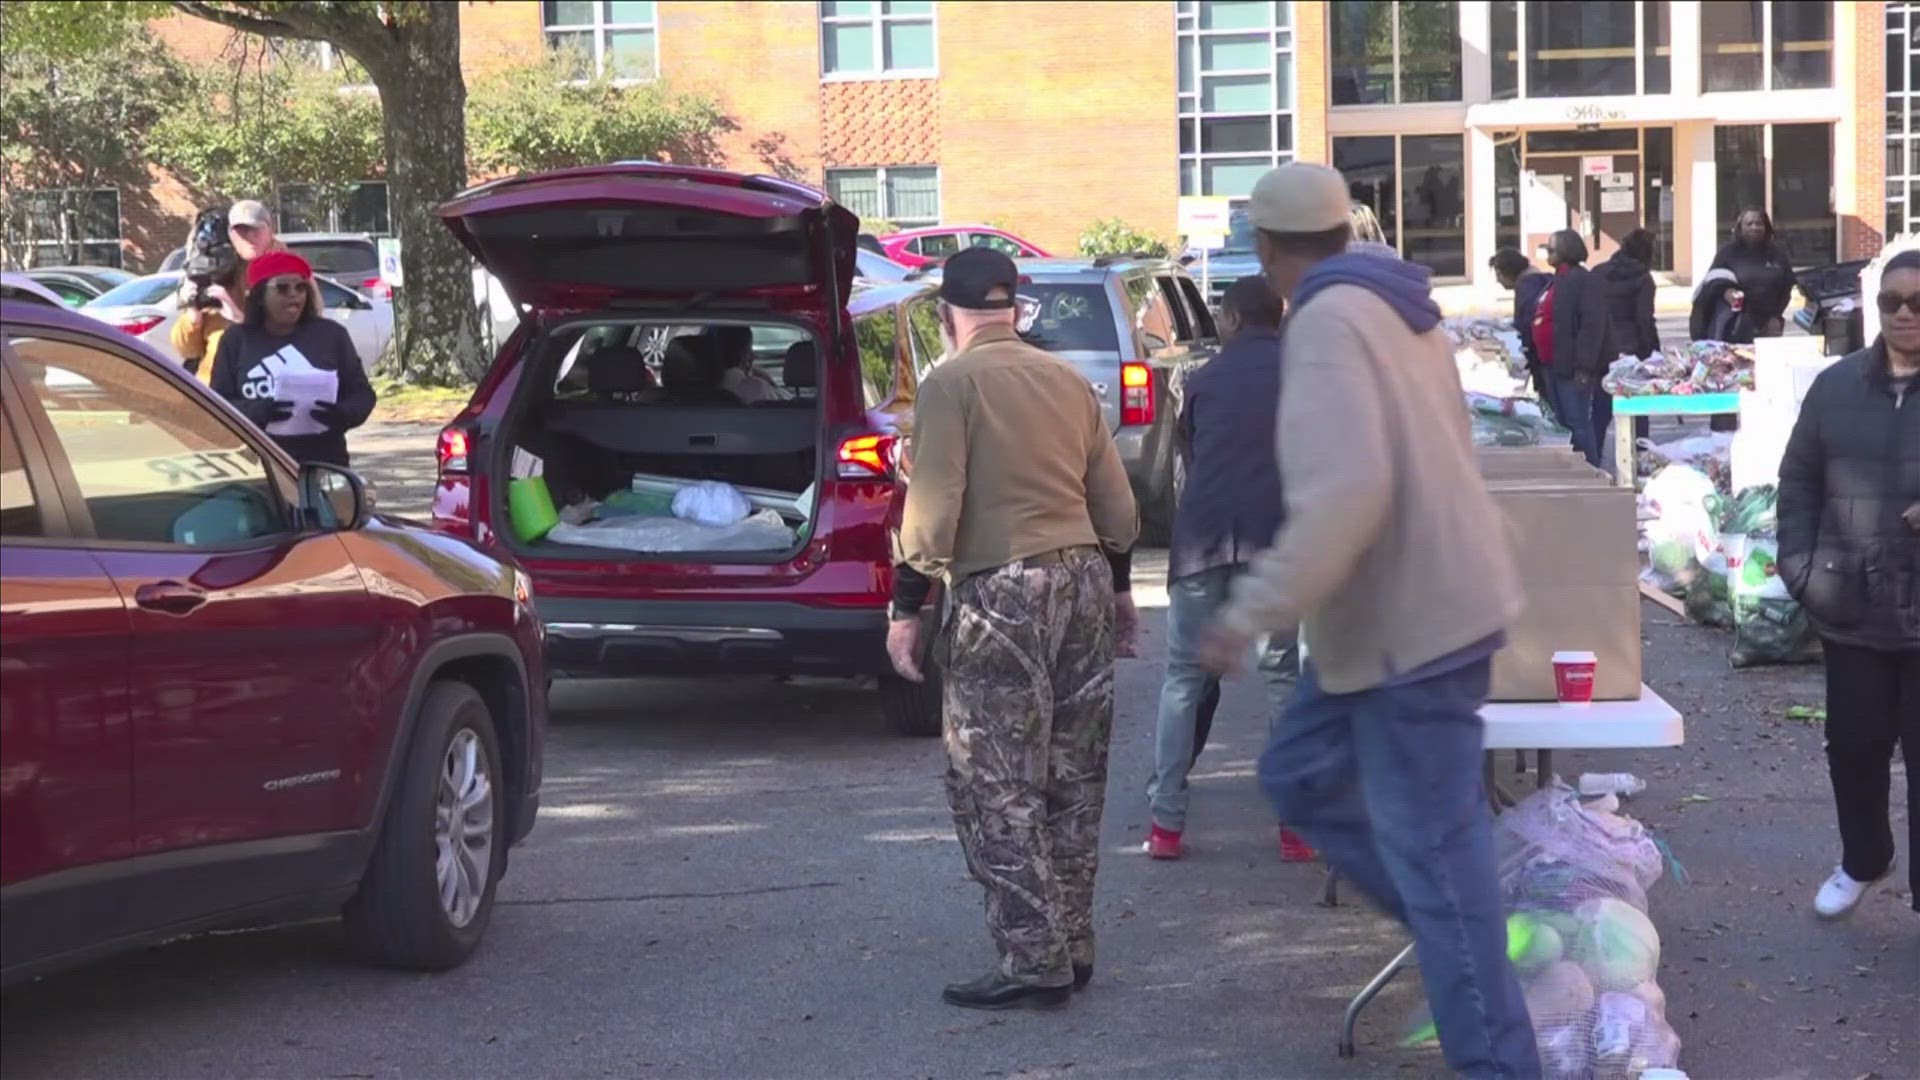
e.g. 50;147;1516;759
1448;317;1534;399
1636;433;1733;495
1638;465;1718;595
1720;485;1822;667
1469;392;1558;447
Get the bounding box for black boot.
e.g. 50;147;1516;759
1072;963;1093;991
941;972;1072;1011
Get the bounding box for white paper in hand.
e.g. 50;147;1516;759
259;346;339;437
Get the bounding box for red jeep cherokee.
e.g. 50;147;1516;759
430;163;941;735
0;299;546;985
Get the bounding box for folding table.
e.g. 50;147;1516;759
1335;685;1686;1058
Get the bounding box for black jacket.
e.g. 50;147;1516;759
1513;270;1551;368
1168;327;1284;582
1777;343;1920;651
209;318;376;468
1545;265;1614;383
1709;240;1796;340
1596;252;1660;360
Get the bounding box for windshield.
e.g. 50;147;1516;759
1013;284;1120;352
855;249;910;282
84;274;180;309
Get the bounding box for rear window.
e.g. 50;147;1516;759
1014;284;1120;353
291;241;378;276
548;321;819;405
85;275;180;308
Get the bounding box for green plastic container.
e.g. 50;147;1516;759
507;476;560;542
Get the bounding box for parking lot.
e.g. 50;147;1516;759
0;424;1911;1080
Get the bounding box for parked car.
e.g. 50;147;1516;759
430;162;947;736
1180;205;1262;307
79;270;394;367
0;273;70;308
878;225;1050;269
855;247;912;283
909;256;1219;541
0;298;546;986
21;266;136;307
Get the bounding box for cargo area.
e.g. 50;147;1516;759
494;318;823;561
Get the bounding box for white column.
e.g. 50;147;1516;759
1469;127;1499;291
1669;1;1702;98
1460;0;1493;104
1680;120;1717;284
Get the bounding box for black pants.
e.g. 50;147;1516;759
1822;640;1920;909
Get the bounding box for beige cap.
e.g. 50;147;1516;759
229;199;274;228
1246;162;1351;234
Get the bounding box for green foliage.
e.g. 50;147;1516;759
0;15;188;265
466;48;732;175
857;217;899;236
146;59;385;214
0;2;171;61
1077;218;1171;259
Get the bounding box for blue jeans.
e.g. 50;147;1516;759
1259;659;1540;1079
1148;565;1295;832
1549;372;1603;469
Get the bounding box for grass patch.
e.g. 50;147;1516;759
371;378;475;425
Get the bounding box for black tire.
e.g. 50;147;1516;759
343;681;506;971
880;661;943;737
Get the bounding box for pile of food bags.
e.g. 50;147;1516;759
1721;485;1822;667
1636;432;1733;495
1602;341;1756;398
1448;317;1534;399
1469;392;1559;447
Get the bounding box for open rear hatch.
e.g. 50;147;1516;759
438;163;858;311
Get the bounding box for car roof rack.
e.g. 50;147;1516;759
1089;252;1164;268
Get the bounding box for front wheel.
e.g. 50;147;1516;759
343;681;505;971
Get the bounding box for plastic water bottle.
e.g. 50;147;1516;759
1580;772;1648;798
1638;1069;1690;1080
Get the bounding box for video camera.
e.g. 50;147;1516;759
180;207;238;311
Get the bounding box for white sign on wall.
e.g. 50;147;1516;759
1177;196;1232;245
1582;155;1615;177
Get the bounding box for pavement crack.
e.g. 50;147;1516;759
498;881;841;906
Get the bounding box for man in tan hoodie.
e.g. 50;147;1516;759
1199;163;1539;1079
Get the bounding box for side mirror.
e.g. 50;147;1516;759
299;462;372;531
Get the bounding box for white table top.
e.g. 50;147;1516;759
1480;685;1684;750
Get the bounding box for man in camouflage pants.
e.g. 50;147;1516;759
888;247;1138;1011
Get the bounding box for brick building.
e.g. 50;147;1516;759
13;1;1895;288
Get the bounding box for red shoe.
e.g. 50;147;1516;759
1144;824;1183;860
1278;827;1316;863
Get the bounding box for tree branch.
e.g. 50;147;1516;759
170;1;323;43
171;1;390;60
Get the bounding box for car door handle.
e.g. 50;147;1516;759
134;581;207;615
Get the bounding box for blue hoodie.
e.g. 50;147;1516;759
1292;250;1443;334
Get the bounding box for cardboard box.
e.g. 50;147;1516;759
1477;447;1609;485
1488;484;1643;702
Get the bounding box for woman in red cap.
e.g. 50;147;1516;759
208;250;377;468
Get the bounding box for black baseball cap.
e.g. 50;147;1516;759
937;247;1020;310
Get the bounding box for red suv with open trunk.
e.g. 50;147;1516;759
431;163;940;734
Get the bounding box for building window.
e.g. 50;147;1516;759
8;189;122;268
543;1;658;80
277;182;391;237
1493;2;1669;99
1329;1;1460;106
1716;123;1835;267
826;166;939;227
1890;3;1919;238
1177;1;1295;199
1702;0;1831;93
1333;134;1465;278
821;1;936;77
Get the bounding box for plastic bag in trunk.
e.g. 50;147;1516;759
546;508;794;553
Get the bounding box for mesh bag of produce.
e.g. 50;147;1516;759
1723;486;1824;667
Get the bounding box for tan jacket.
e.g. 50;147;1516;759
1220;283;1523;694
898;324;1138;583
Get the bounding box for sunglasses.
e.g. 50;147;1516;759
268;279;311;296
1876;292;1920;316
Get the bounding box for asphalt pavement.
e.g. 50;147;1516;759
1;422;1911;1080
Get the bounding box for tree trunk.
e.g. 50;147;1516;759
364;3;480;386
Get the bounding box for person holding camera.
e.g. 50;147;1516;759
172;201;289;383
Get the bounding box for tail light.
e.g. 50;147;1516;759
437;424;472;474
117;316;164;337
1120;362;1155;426
837;433;899;480
362;276;392;300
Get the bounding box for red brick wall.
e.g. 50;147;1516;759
1843;0;1887;259
460;0;543;75
1292;0;1329;165
657;1;824;180
937;1;1177;253
822;79;939;171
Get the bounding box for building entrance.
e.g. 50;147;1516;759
1519;127;1674;269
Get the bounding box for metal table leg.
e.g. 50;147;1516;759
1613;402;1636;485
1320;866;1340;908
1340;942;1417;1058
1536;748;1553;789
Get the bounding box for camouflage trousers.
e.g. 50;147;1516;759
939;545;1116;985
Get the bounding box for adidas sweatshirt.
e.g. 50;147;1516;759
209;318;377;467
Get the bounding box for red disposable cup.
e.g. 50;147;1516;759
1553;651;1597;704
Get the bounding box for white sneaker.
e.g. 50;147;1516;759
1813;866;1885;918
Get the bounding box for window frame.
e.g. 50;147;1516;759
1174;276;1220;340
276;181;392;237
0;357;76;542
1700;0;1833;94
820;1;939;80
1177;1;1298;199
542;0;661;82
1333;132;1468;282
1890;3;1919;238
1;327;301;553
824;166;942;228
1328;0;1463;107
13;187;123;270
1499;1;1672;99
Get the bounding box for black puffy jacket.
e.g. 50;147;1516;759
1545;264;1615;383
1595;252;1659;360
1777;343;1920;651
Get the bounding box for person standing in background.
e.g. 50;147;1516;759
1707;209;1796;432
1596;228;1662;447
1146;276;1310;864
887;247;1139;1011
1534;229;1615;468
1490;248;1554;413
173;200;289;384
1777;248;1920;920
1200;163;1538;1078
